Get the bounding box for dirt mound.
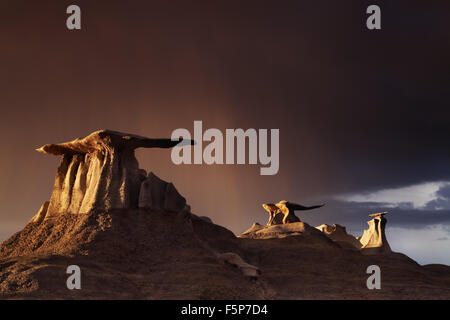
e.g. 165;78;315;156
1;130;449;299
1;208;450;299
0;209;265;299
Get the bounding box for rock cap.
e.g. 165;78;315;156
36;129;194;155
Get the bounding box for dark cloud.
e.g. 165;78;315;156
314;199;450;230
316;183;450;235
425;184;450;210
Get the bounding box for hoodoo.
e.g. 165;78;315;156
1;133;449;299
241;202;391;255
316;212;391;253
359;212;391;254
316;224;362;249
262;200;324;226
32;130;192;222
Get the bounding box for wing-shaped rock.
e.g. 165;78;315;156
34;130;190;220
36;130;186;155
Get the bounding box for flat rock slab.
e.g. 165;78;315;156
239;222;325;239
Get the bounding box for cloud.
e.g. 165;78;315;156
386;225;450;265
424;184;450;210
326;200;450;229
309;182;450;239
336;182;449;209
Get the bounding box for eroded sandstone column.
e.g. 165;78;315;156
32;130;190;221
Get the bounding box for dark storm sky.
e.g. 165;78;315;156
1;0;450;253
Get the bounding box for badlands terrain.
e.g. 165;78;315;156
1;130;449;299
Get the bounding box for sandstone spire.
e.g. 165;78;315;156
262;200;324;226
33;130;191;222
315;212;392;253
359;211;391;254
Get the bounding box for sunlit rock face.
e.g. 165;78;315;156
29;201;50;224
242;205;392;255
359;212;391;254
32;130;190;221
316;224;362;250
218;252;261;280
238;221;328;240
316;213;391;254
262;201;324;226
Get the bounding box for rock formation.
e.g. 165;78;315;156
239;221;328;240
262;200;324;226
262;203;283;226
2;156;450;299
359;212;391;254
316;224;362;249
217;252;260;280
240;223;265;237
315;212;391;253
2;131;449;299
29;201;50;224
31;130;192;222
243;203;391;254
138;172;187;212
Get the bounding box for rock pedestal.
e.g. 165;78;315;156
31;130;191;222
359;212;391;254
316;213;391;253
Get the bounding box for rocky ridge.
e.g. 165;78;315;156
1;130;449;299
